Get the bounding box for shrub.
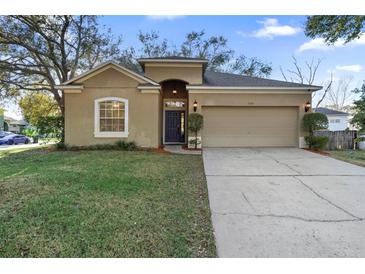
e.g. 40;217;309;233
303;113;328;135
304;136;329;150
55;141;138;151
188;113;204;149
37;116;63;140
68;145;81;151
55;142;67;150
22;128;40;143
115;140;137;151
303;112;329;149
188;138;201;148
355;136;365;142
91;144;115;150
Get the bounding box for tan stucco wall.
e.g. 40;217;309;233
188;91;312;147
144;64;203;84
65;68;160;147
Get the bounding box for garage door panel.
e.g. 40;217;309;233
202;106;298;147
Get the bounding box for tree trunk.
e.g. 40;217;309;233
60;105;65;143
195;131;198;149
53;89;65;143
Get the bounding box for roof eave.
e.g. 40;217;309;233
186;85;321;91
55;85;84;90
138;58;208;64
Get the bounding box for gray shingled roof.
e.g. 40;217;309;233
137;70;322;89
202;71;321;89
138;56;208;61
314;107;349;115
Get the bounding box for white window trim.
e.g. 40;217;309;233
94;97;129;138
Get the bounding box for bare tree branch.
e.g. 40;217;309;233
315;72;333;109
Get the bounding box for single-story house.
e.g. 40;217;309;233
314;107;350;131
56;57;321;148
4;116;28;133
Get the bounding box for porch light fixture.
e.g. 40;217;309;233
193;100;198;112
172;89;177;95
305;101;311;112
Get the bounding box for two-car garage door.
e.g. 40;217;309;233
202;106;298;147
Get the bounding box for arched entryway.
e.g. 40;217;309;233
160;79;188;144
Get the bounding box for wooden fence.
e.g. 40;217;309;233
314;130;357;150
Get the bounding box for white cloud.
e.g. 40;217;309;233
146;15;184;21
335;65;363;72
249;18;301;39
298;38;343;52
351;34;365;45
298;33;365;52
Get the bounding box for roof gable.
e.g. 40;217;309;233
61;61;159;86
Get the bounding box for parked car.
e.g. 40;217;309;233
0;134;31;145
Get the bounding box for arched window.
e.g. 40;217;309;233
94;97;129;138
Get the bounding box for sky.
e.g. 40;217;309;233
4;15;365;119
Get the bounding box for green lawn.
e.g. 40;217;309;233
0;148;216;257
327;150;365;167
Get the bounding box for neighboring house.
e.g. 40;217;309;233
0;108;4;131
314;107;350;131
56;57;321;148
4;116;28;133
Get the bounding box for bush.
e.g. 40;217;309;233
355;136;365;142
115;140;137;151
55;142;67;150
22;128;40;143
188;138;201;148
37;116;63;140
303;112;329;149
303;112;329;135
304;136;329;150
55;141;138;151
89;144;115;150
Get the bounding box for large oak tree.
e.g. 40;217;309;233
0;16;122;139
119;30;272;77
305;16;365;43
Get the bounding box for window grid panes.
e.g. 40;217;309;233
99;100;125;132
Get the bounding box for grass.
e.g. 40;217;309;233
327;149;365;167
0;148;216;257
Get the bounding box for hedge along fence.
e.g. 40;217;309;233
314;130;358;150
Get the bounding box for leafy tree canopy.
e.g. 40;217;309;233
351;82;365;132
0;15;122;115
0;15;123;140
305;16;365;44
19;92;60;127
188;113;204;133
119;30;272;77
303;112;328;135
188;113;204;149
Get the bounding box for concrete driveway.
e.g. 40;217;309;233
203;148;365;257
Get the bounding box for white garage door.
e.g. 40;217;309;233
202;106;298;147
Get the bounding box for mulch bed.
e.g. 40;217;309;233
182;145;202;151
303;148;330;156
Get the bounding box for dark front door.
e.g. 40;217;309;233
165;110;185;143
